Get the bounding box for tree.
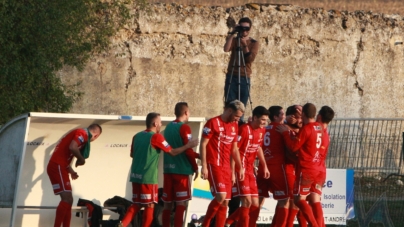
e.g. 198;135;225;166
0;0;148;125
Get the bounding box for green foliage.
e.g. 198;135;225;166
0;0;148;124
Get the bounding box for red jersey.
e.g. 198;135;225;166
202;115;238;168
177;120;199;171
238;123;265;172
320;128;330;171
282;122;323;170
49;128;89;168
262;122;286;165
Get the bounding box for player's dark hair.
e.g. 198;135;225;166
253;106;270;118
239;17;252;27
302;103;316;119
175;102;188;118
286;105;299;116
268;106;283;121
88;124;102;133
146;112;160;128
319;106;335;123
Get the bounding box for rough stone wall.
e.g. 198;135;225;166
59;3;404;119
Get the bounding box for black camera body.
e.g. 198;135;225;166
229;25;250;35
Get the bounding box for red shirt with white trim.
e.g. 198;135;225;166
238;123;265;172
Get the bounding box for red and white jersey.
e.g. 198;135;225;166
262;122;286;165
319;128;330;172
238;123;265;172
202;115;238;168
49;128;89;168
282;122;323;170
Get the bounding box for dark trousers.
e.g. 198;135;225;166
224;74;250;107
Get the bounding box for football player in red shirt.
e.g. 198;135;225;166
307;106;335;227
47;124;102;227
200;100;245;227
277;103;322;227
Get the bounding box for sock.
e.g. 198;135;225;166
142;207;154;227
235;206;249;227
248;205;260;227
226;208;240;225
297;211;307;227
121;204;141;227
285;208;298;227
63;202;72;227
202;199;221;227
174;205;186;227
272;207;288;227
270;208;277;227
295;200;318;227
215;205;228;227
162;209;171;227
54;201;70;227
311;202;324;227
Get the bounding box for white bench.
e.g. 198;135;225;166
17;205;117;227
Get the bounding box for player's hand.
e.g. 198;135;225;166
201;166;208;180
187;138;199;148
276;124;289;134
231;173;236;184
238;168;245;181
264;167;270;179
75;158;85;167
70;172;79;180
286;115;297;125
193;170;199;181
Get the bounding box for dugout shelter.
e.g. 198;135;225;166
0;112;205;227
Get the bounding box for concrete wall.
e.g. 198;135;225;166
59;3;404;118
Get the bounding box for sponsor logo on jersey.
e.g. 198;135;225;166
176;191;188;197
187;134;192;140
140;193;151;200
52;184;60;190
162;140;170;148
249;135;253;139
314;125;322;131
219;127;224;131
302;187;310;192
238;136;241;142
78;136;84;144
131;173;143;179
165;164;176;169
203;127;211;135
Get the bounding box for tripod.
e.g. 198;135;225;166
224;29;253;114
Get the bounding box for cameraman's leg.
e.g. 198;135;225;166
224;74;238;103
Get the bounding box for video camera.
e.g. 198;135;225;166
229;25;251;35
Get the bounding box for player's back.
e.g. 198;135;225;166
262;122;286;165
297;122;323;170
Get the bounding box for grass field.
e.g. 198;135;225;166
148;0;404;15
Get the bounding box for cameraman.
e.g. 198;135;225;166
224;17;259;114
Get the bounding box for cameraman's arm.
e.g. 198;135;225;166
224;35;234;52
244;40;259;63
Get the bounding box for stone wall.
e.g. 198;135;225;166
59;3;404;119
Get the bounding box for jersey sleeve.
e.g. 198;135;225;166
151;133;172;153
202;119;215;139
180;124;199;172
73;129;88;147
282;127;308;152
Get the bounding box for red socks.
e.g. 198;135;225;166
285;208;298;227
297;211;307;227
248;205;260;227
54;201;71;227
226;208;240;225
142;207;154;227
174;205;186;227
272;206;288;227
162;209;171;227
235;206;249;227
295;200;318;227
216;205;228;227
202;199;222;227
121;204;141;227
311;202;324;227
